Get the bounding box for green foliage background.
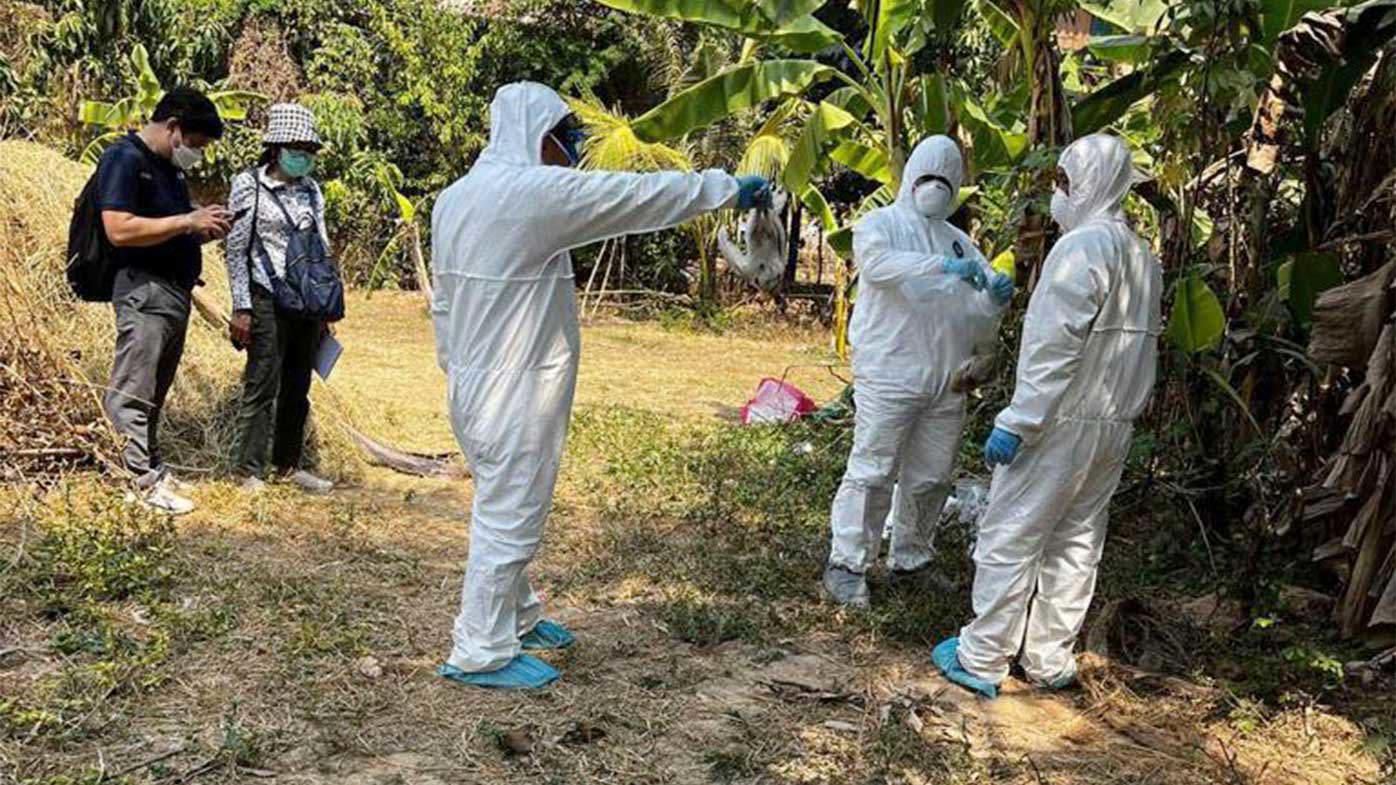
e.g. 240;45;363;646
0;0;685;284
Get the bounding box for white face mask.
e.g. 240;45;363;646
913;180;953;219
170;130;203;171
1050;189;1077;231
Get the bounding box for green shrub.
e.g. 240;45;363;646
24;492;176;613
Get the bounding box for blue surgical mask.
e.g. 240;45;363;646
279;148;316;178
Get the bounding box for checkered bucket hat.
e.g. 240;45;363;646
263;103;322;148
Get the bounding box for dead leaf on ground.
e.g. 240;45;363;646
499;727;535;756
904;709;924;734
356;656;383;680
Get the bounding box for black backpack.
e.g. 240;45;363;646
66;165;117;302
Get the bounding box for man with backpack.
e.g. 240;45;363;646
95;87;231;514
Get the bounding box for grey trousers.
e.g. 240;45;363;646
104;267;191;488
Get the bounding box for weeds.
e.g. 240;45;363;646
656;586;765;648
20;490;176;612
704;742;765;782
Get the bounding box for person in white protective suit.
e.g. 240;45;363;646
430;82;771;689
823;135;1015;609
933;133;1162;698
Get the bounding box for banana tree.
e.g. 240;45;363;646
348;153;431;303
598;0;1161;252
77;44;261;164
596;0;1188;333
598;0;1028;339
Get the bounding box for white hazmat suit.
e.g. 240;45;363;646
957;133;1163;686
431;82;740;674
827;137;1007;588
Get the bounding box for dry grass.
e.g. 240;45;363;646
336;291;844;452
0;141;1388;785
3;289;1389;784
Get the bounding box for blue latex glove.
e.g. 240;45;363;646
932;638;999;699
942;258;988;291
735;175;773;210
989;272;1014;305
983;427;1021;467
520;619;575;650
438;655;560;690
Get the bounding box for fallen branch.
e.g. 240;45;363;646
0;447;86;458
761;678;856;704
108;746;187;780
345;426;467;479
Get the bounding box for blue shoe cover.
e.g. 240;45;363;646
520;620;576;651
437;655;559;690
932;638;999;699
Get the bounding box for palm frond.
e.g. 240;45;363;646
738;134;789;179
737;99;803;178
570;95;693;173
639;20;689;97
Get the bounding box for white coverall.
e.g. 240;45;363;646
828;137;1006;576
431;82;739;673
957;134;1163;685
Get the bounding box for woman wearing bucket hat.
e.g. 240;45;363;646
224;102;339;494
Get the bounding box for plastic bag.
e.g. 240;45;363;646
741;377;816;425
942;479;990;554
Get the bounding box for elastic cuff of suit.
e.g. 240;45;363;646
953;645;1007;684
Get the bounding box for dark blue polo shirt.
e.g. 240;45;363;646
97;132;201;291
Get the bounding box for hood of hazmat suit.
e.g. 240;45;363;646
826;136;1009;586
956;133;1163;689
430;82;738;674
993;133;1162;444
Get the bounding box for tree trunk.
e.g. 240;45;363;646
1013;9;1072;289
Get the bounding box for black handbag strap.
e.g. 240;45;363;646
258;179;298;227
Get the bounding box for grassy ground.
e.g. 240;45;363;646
2;293;1391;785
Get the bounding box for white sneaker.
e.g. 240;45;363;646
240;476;268;493
284;470;333;495
141;475;195;515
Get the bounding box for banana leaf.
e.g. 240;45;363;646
631;60;835;142
598;0;840;52
781;100;858;193
1071;48;1187;135
1166;275;1225;353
